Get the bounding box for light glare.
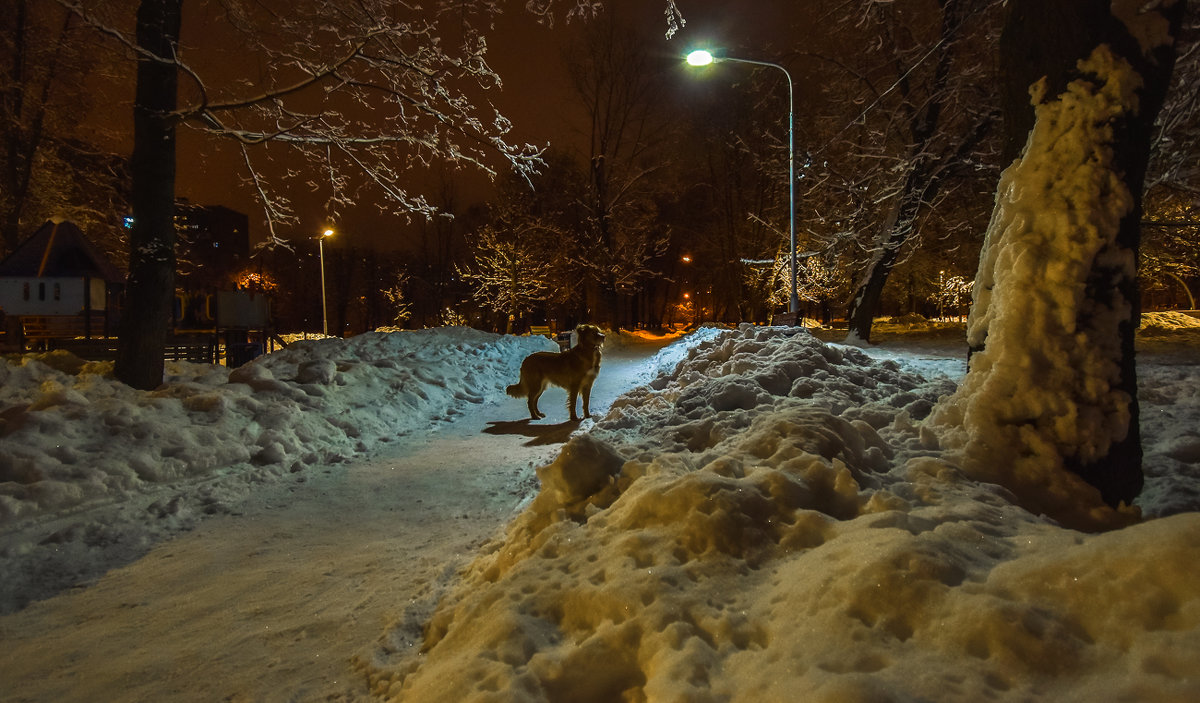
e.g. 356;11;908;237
686;50;714;66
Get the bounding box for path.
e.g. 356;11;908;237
0;340;666;702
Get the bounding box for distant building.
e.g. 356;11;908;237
0;219;124;343
173;200;251;289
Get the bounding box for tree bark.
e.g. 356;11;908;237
985;0;1186;508
114;0;181;390
847;196;907;342
1074;1;1185;507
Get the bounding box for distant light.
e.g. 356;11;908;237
686;50;714;67
123;216;135;229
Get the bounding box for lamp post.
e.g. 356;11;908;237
686;49;798;315
319;228;334;336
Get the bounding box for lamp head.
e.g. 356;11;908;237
686;50;714;67
322;228;334;238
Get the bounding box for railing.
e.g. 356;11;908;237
48;335;216;364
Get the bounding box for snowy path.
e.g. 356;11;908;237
0;342;665;702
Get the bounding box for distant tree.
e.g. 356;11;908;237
929;272;972;319
0;1;123;256
564;14;674;327
458;227;551;334
480;150;590;321
1142;185;1199;308
381;272;413;328
674;72;789;324
797;254;850;324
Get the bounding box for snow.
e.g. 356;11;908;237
0;328;560;613
364;322;1200;702
3;319;1199;701
930;45;1148;529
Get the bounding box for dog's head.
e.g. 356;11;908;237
576;324;605;348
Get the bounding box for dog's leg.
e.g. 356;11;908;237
567;385;580;422
528;382;546;420
581;379;594;418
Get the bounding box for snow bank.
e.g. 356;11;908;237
0;328;555;612
367;325;1200;701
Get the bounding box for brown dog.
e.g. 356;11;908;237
507;325;605;421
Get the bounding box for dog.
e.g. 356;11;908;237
507;324;605;421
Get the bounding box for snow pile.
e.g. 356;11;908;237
0;328;555;612
1138;357;1200;518
1141;310;1200;331
365;325;1200;702
1139;311;1200;353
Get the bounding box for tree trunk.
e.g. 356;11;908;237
1070;2;1185;507
846;196;908;343
115;0;181;390
1001;0;1183;507
950;0;1186;517
997;1;1111;163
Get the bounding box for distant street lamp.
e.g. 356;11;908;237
686;49;798;315
319;228;334;336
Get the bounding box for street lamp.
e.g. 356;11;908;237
319;228;334;336
686;49;799;315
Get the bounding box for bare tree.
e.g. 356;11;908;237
472;150;590;324
0;0;121;256
381;271;414;328
1145;3;1200;195
49;0;633;388
565;14;674;327
1141;4;1200;308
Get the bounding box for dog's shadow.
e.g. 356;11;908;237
483;418;585;446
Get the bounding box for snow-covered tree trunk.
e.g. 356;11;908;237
115;0;181;390
934;0;1186;528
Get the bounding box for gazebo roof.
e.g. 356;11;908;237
0;219;124;282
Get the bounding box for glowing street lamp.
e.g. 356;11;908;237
686;49;798;315
319;228;334;336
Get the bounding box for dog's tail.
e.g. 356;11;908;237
506;383;525;398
